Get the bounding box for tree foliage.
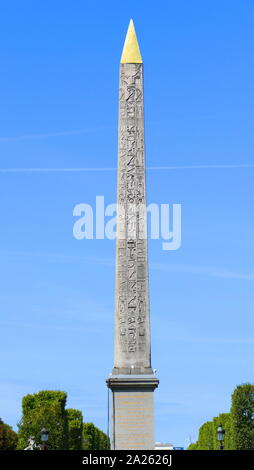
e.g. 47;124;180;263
98;428;110;450
17;390;68;450
196;421;214;450
187;383;254;451
187;443;199;450
188;413;233;450
83;422;97;450
231;383;254;450
17;390;109;451
0;418;18;450
66;409;83;450
83;422;109;450
212;413;233;450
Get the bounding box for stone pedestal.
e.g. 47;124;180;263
107;375;159;450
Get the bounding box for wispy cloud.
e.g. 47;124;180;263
0;250;253;281
0;163;254;172
0;115;222;143
0;167;116;173
149;164;254;170
0;126;112;142
151;262;254;281
158;334;254;345
0;320;110;332
0;249;114;266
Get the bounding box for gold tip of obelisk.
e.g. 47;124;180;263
120;19;142;64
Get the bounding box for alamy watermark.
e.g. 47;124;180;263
73;196;181;251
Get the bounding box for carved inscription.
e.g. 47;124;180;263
116;63;151;367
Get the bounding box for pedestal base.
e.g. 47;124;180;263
106;375;159;450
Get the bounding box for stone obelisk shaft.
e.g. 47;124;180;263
113;22;152;376
107;20;158;450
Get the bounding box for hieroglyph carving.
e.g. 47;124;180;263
114;63;151;370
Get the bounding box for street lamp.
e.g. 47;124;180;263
40;427;49;450
216;424;225;450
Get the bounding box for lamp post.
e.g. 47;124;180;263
40;427;49;450
216;424;225;450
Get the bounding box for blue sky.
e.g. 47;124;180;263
0;0;254;447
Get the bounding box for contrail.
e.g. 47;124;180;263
149;163;254;170
0;164;254;173
0;167;116;173
0;126;112;142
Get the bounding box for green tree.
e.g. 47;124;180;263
98;429;110;450
83;422;96;450
188;415;233;450
231;383;254;450
196;421;214;450
83;423;109;450
17;390;68;450
187;443;199;450
66;409;83;450
212;413;233;450
0;418;18;450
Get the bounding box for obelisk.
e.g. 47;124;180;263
106;19;159;450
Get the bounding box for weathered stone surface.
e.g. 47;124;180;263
107;376;159;450
113;62;152;376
